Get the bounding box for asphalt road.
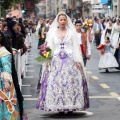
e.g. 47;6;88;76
22;34;120;120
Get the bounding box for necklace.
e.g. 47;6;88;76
59;27;66;31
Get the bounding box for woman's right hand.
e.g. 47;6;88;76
46;62;49;68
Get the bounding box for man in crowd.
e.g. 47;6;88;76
75;20;91;66
93;17;103;46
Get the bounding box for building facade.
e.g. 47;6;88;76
91;0;120;17
113;0;120;16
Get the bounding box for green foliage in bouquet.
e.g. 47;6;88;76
35;45;52;62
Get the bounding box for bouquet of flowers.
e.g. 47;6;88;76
96;44;105;55
35;44;52;62
82;19;93;30
96;44;105;50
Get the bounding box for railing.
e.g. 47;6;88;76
14;32;33;97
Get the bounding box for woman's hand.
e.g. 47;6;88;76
12;50;17;56
76;62;82;70
46;62;49;68
4;81;11;92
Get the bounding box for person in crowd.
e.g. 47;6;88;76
35;19;43;39
105;20;113;37
46;18;53;31
4;18;19;56
100;20;113;45
114;39;120;69
0;32;28;120
2;22;7;32
93;17;103;46
112;15;117;23
38;20;47;48
75;20;91;66
4;18;18;49
36;12;89;113
103;18;109;29
24;22;30;35
15;23;28;56
110;17;120;69
13;23;24;50
111;17;120;47
0;20;2;32
28;21;35;33
98;37;119;72
19;18;26;37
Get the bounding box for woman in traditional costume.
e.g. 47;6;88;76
36;12;89;113
0;32;28;120
110;17;120;69
100;20;113;45
98;37;119;72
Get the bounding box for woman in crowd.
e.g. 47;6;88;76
111;17;120;69
36;12;89;113
0;32;28;119
100;20;113;45
105;20;113;37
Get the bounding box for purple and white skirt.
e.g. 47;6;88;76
36;55;89;111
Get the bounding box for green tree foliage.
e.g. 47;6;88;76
1;0;23;17
2;0;23;9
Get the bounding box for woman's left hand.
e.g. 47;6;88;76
76;62;82;70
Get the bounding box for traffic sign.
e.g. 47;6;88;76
103;5;108;10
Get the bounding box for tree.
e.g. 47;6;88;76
2;0;23;9
1;0;23;17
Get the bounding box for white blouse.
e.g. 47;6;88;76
46;28;83;64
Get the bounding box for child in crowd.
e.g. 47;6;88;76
98;37;119;72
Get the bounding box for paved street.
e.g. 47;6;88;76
22;34;120;120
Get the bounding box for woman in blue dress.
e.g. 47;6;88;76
0;32;28;120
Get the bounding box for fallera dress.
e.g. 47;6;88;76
36;29;89;112
98;44;119;69
0;47;28;120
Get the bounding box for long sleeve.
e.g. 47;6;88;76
46;29;55;56
72;31;84;65
87;40;91;55
92;23;96;33
100;23;103;31
110;24;115;40
1;55;13;83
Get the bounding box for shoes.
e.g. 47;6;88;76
59;112;64;115
67;111;73;115
106;69;109;73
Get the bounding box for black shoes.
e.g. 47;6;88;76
67;111;73;115
106;69;109;73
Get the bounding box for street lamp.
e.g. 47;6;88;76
0;0;4;17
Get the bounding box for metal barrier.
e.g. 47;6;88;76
25;32;33;47
14;33;33;97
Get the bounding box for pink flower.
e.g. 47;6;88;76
39;44;49;50
42;50;47;54
39;44;46;51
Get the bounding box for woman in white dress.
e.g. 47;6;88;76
110;17;120;69
111;18;120;48
100;20;113;45
98;37;119;72
36;12;89;113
